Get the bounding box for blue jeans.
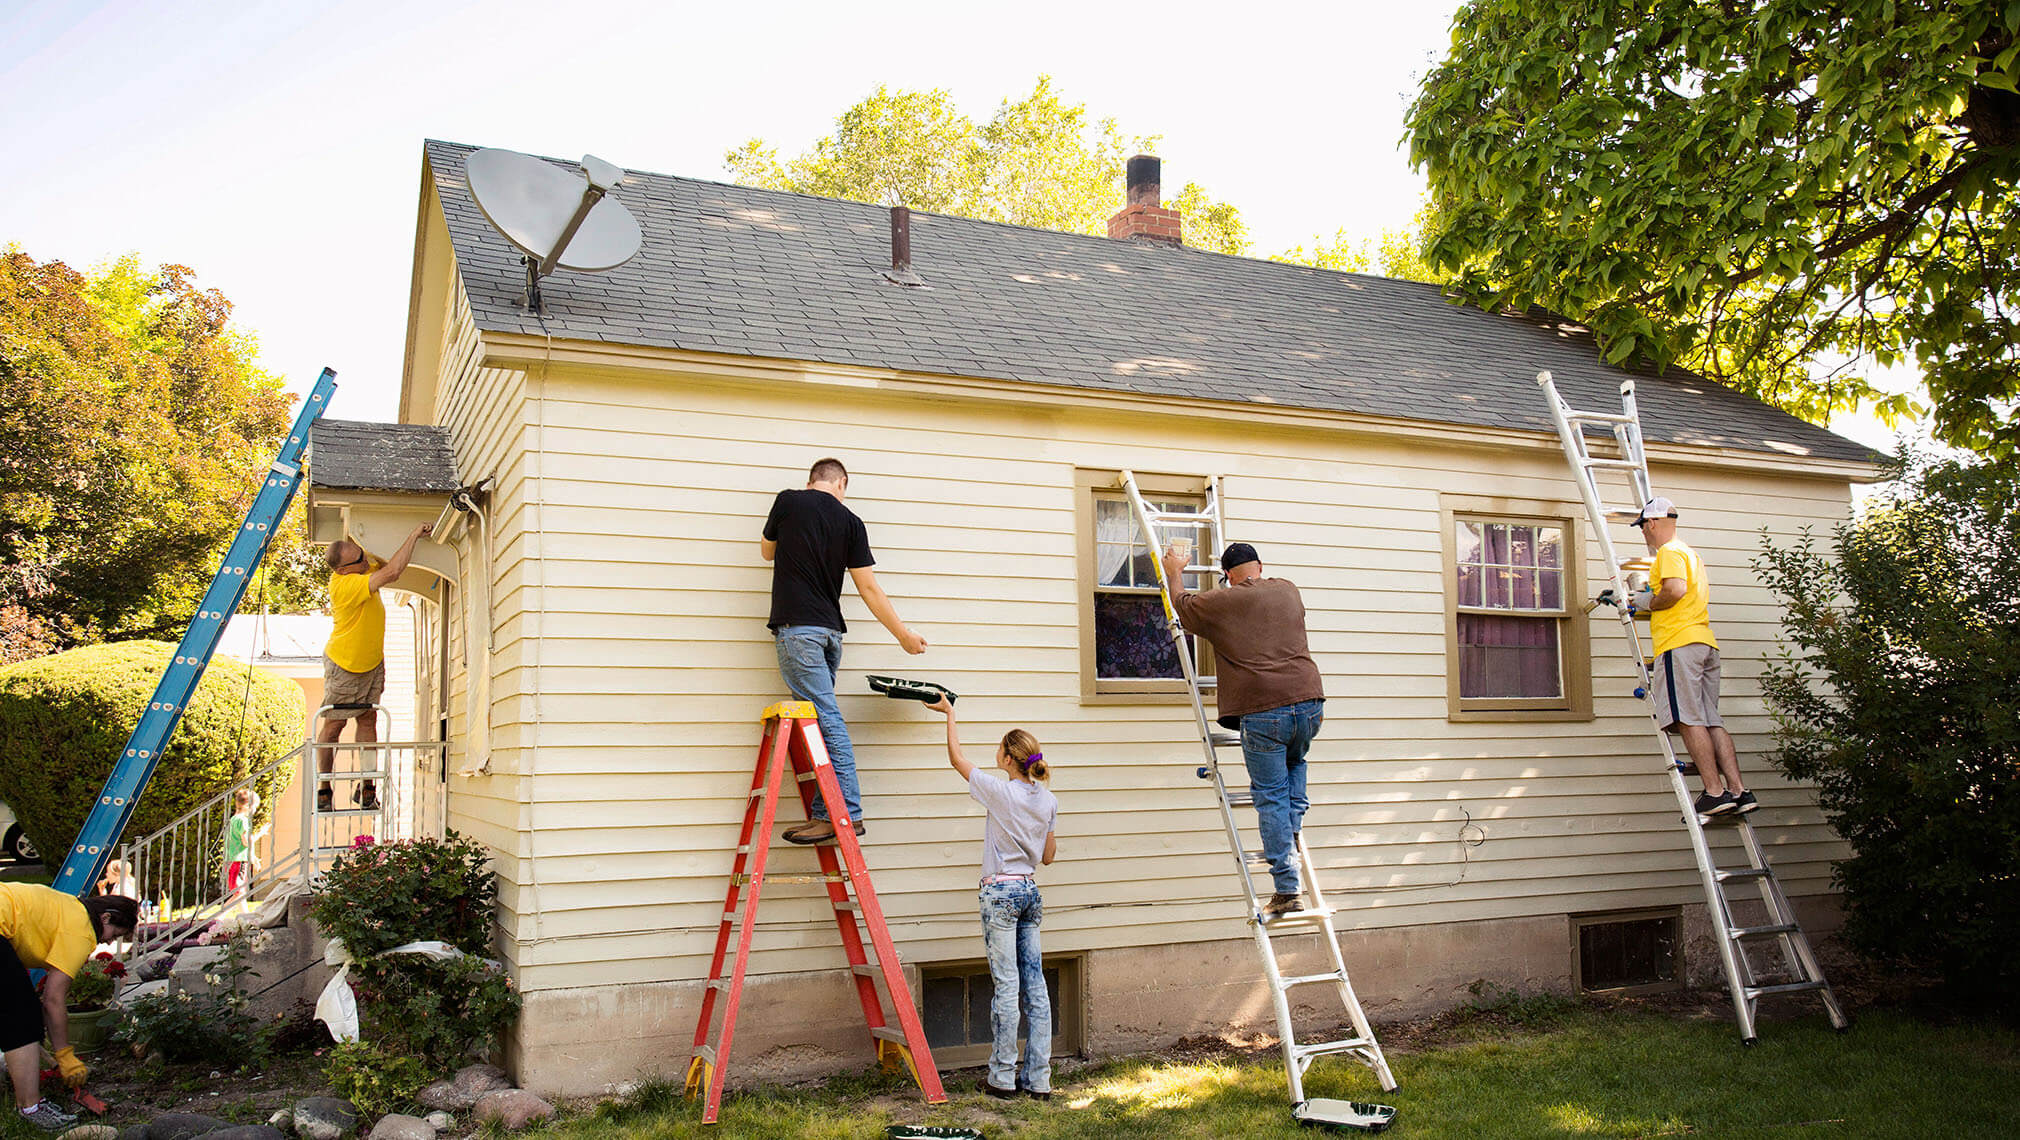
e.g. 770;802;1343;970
1240;699;1322;894
774;625;859;822
979;878;1051;1093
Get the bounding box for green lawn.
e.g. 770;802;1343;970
554;1006;2018;1139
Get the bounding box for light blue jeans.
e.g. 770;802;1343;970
1240;699;1322;894
979;878;1051;1093
774;625;859;822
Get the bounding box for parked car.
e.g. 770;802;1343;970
0;801;37;863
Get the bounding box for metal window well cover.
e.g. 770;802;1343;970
867;675;959;704
884;1127;984;1140
1293;1099;1398;1132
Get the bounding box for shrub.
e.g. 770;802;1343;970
110;935;270;1066
1757;450;2020;1010
309;833;498;957
67;951;127;1011
0;641;301;869
324;1041;432;1118
353;954;521;1067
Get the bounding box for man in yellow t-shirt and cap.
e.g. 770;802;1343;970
1;885;139;1131
1633;497;1757;821
318;525;431;812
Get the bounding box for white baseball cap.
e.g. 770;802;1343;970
1631;496;1678;528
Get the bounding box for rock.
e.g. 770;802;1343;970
118;1124;149;1140
420;1116;452;1133
290;1098;358;1140
472;1091;552;1131
58;1126;118;1140
449;1064;511;1100
148;1114;231;1140
204;1129;287;1140
366;1116;433;1140
413;1083;467;1112
266;1111;293;1137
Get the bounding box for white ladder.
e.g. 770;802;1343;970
1535;372;1849;1044
1118;471;1398;1102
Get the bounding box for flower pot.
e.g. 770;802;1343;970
65;1006;112;1054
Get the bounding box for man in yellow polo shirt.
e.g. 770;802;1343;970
1634;497;1757;820
318;524;431;811
1;885;138;1130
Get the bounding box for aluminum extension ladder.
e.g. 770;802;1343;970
1536;371;1849;1044
1118;471;1398;1105
685;701;946;1124
53;368;338;899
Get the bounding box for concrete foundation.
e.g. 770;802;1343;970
506;910;1611;1098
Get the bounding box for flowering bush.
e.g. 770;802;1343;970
324;1041;432;1117
309;832;497;957
109;939;267;1066
66;952;126;1011
353;954;520;1068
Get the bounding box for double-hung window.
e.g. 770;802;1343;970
1076;470;1212;700
1442;496;1591;720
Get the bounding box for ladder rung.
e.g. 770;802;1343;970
721;911;739;925
1731;923;1801;940
1261;908;1333;929
695;1046;717;1066
1244;852;1272;867
1224;791;1254;807
708;977;730;992
1579;457;1644;471
1288;1036;1377;1061
1210;731;1241;748
1195;676;1218;690
1567;410;1636;426
851;964;882;978
315;809;383;819
1745;979;1826;998
834;901;860;913
320;771;389;780
868;1027;908;1045
1280;971;1347;989
1715;867;1772;883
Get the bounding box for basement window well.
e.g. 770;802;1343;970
1573;908;1682;994
920;955;1083;1068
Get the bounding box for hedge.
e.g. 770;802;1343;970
0;640;303;874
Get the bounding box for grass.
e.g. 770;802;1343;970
541;1005;2018;1139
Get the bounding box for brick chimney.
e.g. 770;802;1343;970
1107;154;1181;245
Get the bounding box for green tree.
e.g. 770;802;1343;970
0;251;317;659
1404;2;2020;449
1755;450;2020;1009
726;77;1253;255
1277;202;1447;283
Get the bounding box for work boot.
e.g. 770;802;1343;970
1262;891;1303;919
976;1078;1017;1099
357;782;380;811
783;820;865;845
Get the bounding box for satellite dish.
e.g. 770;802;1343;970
465;148;643;309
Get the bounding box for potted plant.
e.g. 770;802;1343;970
64;952;126;1053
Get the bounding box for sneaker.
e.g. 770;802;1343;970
316;786;333;812
357;783;380;811
19;1100;78;1133
976;1078;1017;1099
1262;892;1303;919
1733;790;1759;814
1694;791;1739;818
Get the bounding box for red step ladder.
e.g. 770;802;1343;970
685;701;947;1123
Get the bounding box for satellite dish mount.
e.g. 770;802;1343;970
465;149;644;312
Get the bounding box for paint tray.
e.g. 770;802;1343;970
883;1127;983;1140
1293;1098;1397;1132
868;675;957;704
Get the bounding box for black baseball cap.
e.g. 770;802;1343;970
1220;542;1261;572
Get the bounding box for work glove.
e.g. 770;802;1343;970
1629;587;1654;613
54;1046;87;1088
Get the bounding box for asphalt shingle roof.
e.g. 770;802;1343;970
423;140;1875;466
309;419;460;492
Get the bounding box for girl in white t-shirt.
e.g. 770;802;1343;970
927;696;1058;1099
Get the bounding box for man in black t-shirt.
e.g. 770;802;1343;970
762;457;927;844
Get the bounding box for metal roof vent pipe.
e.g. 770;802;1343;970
884;204;926;286
1107;154;1182;246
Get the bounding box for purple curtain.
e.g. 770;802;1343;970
1458;613;1561;699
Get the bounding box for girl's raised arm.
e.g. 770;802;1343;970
926;696;975;780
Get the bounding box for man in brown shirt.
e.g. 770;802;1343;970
1161;541;1325;918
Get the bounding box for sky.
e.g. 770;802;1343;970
2;0;1910;451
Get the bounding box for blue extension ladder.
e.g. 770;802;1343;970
52;368;337;897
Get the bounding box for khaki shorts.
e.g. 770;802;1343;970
1652;643;1722;730
322;656;385;718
